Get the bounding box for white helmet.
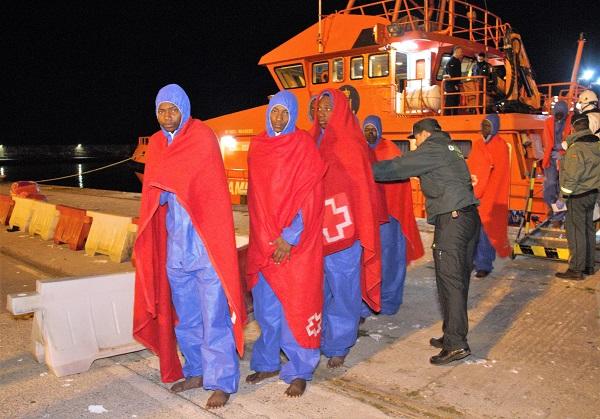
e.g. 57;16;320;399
577;89;599;111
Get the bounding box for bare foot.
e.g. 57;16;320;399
245;370;280;384
284;378;307;397
170;376;203;393
206;390;230;409
327;355;346;369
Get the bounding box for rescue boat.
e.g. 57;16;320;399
132;0;587;222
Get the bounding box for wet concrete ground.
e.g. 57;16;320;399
1;185;599;418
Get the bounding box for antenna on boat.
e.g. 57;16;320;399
317;0;324;53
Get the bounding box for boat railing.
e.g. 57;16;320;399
137;136;149;145
340;0;509;50
441;75;488;115
536;82;587;113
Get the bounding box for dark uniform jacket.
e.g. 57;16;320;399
560;129;600;196
373;131;478;224
444;56;462;91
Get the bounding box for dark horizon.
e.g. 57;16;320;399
7;0;600;145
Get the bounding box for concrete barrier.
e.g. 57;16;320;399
6;235;249;378
8;197;36;231
28;201;60;240
7;272;143;377
85;211;137;263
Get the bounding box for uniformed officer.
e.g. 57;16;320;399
443;46;464;115
372;118;480;365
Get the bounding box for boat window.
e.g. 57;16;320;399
332;58;344;82
312;61;329;84
274;64;306;89
369;53;389;78
395;52;407;91
436;53;475;80
350;56;364;80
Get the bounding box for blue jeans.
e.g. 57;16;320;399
474;228;496;273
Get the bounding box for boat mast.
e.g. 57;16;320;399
318;0;323;53
567;33;586;103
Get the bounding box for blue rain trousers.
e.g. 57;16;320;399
473;228;496;273
162;191;239;394
361;216;407;317
321;240;362;357
250;273;320;383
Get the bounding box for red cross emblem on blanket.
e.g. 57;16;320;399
306;312;322;337
322;193;354;243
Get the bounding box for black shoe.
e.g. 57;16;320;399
475;270;490;278
584;267;596;276
555;269;584;280
430;347;471;365
429;336;444;349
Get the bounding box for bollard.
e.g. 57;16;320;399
54;205;93;251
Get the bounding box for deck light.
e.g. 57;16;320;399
581;69;594;81
220;135;238;152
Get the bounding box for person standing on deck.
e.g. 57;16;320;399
310;89;383;369
361;115;424;319
542;100;571;224
443;46;464;115
133;84;246;409
467;114;511;278
373;118;480;365
245;90;326;397
555;114;600;279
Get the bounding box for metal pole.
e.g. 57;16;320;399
318;0;324;53
566;33;586;104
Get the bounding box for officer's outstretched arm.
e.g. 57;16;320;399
373;147;443;181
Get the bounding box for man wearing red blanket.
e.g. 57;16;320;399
361;115;425;317
467;114;511;277
133;84;246;409
245;90;326;397
310;89;382;368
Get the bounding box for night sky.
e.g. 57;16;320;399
7;0;600;145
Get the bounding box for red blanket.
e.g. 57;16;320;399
467;134;511;257
247;129;326;348
133;118;247;383
310;89;382;312
374;138;425;263
542;114;571;169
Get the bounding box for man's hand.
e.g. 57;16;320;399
271;236;292;264
470;174;478;187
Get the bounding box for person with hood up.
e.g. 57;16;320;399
542;100;571;221
361;115;424;317
467;114;511;278
245;90;326;397
133;84;246;409
555;113;600;279
373;118;480;365
310;89;383;368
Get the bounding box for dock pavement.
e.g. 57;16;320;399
1;185;599;418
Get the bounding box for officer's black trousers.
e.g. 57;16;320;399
433;206;480;350
565;190;598;272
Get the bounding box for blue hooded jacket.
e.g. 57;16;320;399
362;115;383;149
155;84;191;142
266;90;298;137
483;113;500;142
553;100;568;149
